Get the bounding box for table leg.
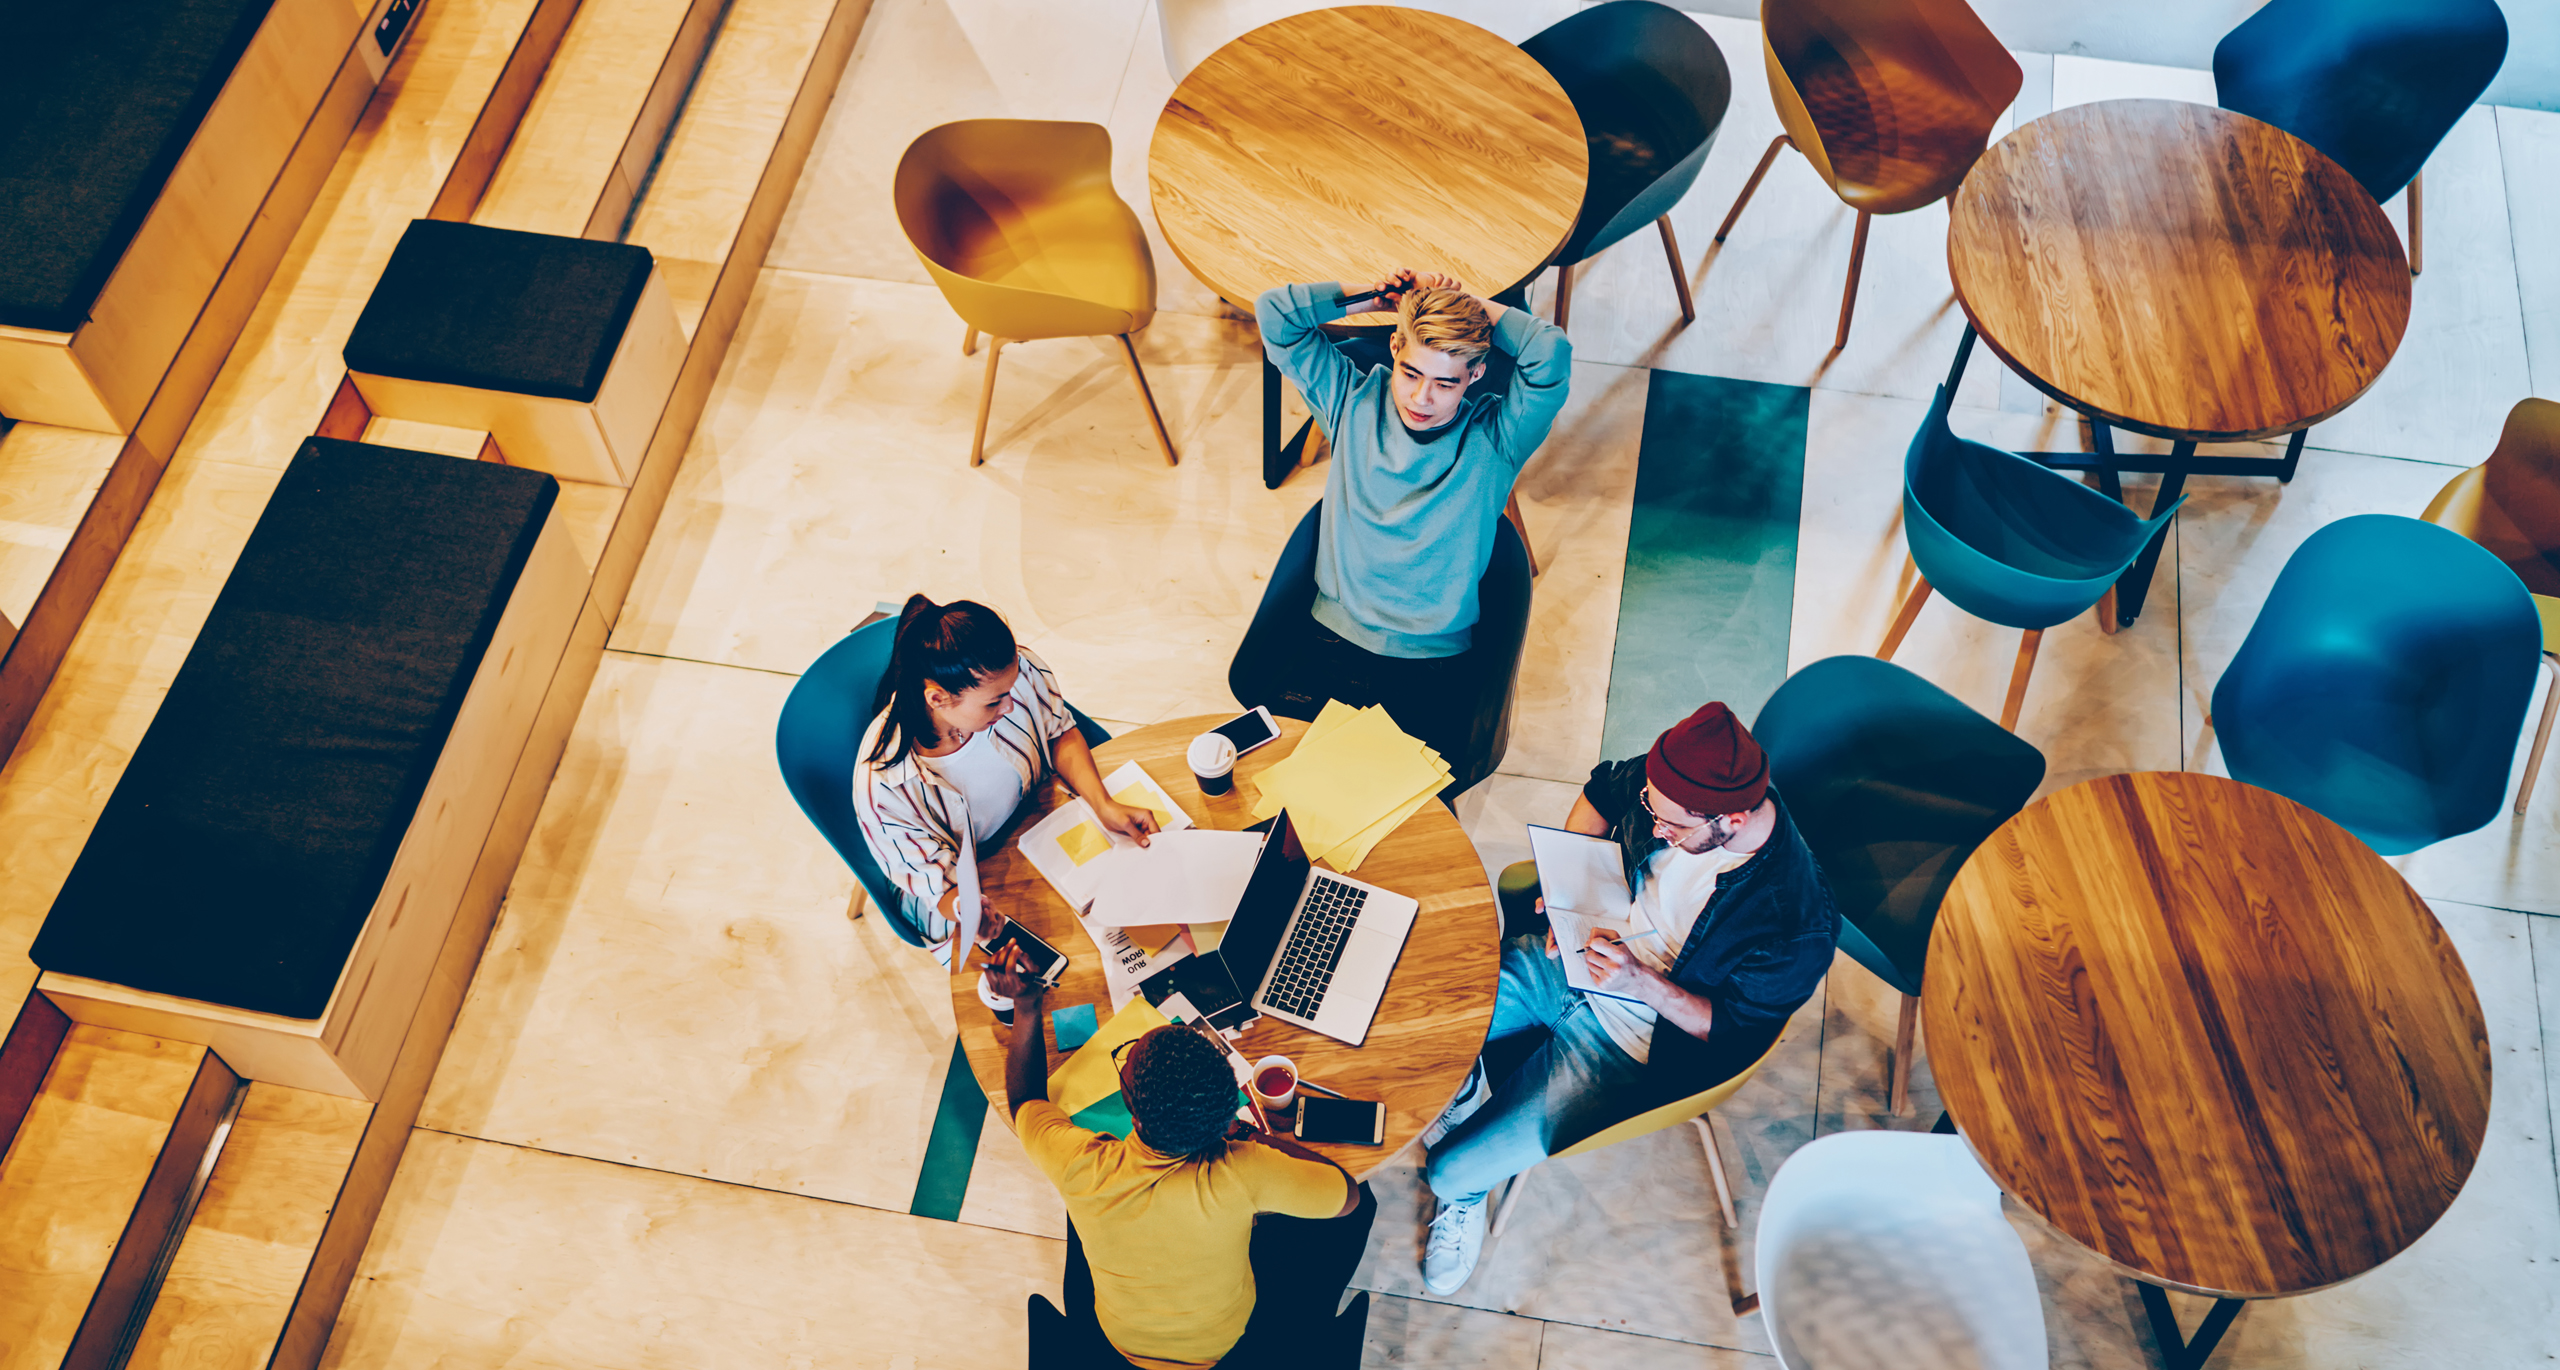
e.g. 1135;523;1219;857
2086;417;2124;502
2112;442;2192;627
2137;1282;2245;1370
1263;354;1287;490
1943;324;1978;396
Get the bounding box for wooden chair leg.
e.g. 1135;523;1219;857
1657;215;1696;325
1693;1115;1738;1229
2095;584;2119;636
970;337;1006;467
1505;490;1539;577
1554;261;1573;330
1890;992;1918;1116
1878;569;1932;660
1489;1166;1533;1243
2000;627;2043;732
1115;334;1178;467
847;884;870;922
2408;169;2424;276
1715;134;1790;243
2519;652;2559;816
1833;210;1871;353
963;326;979;356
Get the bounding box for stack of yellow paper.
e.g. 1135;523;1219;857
1248;700;1450;871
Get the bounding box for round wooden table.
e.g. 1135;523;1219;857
1148;5;1587;483
953;716;1500;1177
1924;773;2489;1360
1944;99;2413;627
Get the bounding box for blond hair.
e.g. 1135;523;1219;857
1392;286;1493;365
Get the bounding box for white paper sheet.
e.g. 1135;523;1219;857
1087;829;1266;927
1528;825;1647;1002
1018;763;1196;911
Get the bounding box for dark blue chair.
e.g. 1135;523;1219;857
2213;0;2507;275
778;619;1109;946
1228;501;1531;797
2213;515;2543;856
1520;0;1732;330
1754;655;2044;1114
1882;385;2183;730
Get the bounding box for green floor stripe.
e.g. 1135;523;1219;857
910;1035;986;1222
1601;370;1810;760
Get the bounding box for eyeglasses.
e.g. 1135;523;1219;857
1111;1039;1139;1069
1641;786;1710;831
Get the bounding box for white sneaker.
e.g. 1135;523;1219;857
1421;1193;1489;1295
1419;1063;1489;1149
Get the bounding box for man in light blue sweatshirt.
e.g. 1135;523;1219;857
1253;270;1572;767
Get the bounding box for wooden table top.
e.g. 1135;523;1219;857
1923;772;2490;1298
954;716;1501;1178
1148;5;1588;309
1946;99;2411;443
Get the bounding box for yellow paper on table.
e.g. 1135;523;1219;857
1124;923;1186;955
1058;821;1114;866
1269;708;1445;855
1319;778;1443;872
1051;997;1171;1131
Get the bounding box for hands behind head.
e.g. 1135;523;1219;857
1356;269;1466;312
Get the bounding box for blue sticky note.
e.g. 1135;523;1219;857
1051;1002;1100;1052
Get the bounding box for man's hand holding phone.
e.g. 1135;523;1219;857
983;942;1045;1004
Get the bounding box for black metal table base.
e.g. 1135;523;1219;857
2137;1283;2245;1370
1941;326;2309;627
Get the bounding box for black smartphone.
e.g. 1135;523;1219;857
979;920;1068;986
1212;705;1282;756
1294;1094;1385;1146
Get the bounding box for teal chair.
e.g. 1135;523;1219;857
2212;515;2542;855
1753;655;2044;1114
778;620;1109;946
1519;0;1732;331
1880;386;2184;731
2214;0;2507;276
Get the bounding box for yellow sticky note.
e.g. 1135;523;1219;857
1110;786;1176;829
1060;821;1113;866
1125;923;1185;955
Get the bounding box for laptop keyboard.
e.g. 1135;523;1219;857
1262;876;1369;1020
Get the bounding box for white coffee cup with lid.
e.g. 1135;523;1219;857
1188;731;1238;796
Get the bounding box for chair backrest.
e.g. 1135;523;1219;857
2473;398;2560;599
2212;513;2543;855
1756;1131;2047;1370
1521;1;1734;265
1904;385;2182;630
1552;1029;1784;1160
2213;0;2506;203
892;120;1145;340
1760;0;2021;214
777;622;914;939
1754;655;2044;995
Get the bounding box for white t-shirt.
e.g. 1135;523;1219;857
1589;842;1746;1063
930;728;1027;846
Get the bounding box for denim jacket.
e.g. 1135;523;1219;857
1582;756;1841;1105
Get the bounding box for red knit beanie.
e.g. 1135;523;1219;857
1646;702;1769;817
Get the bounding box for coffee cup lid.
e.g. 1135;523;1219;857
1188;732;1237;770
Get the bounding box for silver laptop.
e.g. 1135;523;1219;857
1216;810;1420;1046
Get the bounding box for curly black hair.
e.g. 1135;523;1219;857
1124;1026;1237;1160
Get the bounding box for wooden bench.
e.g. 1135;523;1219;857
0;0;400;434
28;440;584;1100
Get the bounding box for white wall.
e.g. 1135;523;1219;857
1668;0;2560;114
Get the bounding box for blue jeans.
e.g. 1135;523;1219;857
1425;935;1645;1202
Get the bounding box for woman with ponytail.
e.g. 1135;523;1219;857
853;595;1156;960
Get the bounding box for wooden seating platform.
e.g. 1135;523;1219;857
0;0;869;1363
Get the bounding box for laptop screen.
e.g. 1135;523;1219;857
1218;809;1309;994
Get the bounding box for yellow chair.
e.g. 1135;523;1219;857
1711;0;2021;352
1486;1032;1785;1247
2420;397;2560;815
894;120;1177;468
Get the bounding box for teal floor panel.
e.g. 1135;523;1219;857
1600;370;1811;762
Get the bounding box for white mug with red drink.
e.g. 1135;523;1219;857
1248;1054;1299;1112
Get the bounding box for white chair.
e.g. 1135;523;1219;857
1755;1131;2048;1370
1157;0;1317;81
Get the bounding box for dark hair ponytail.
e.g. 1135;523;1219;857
865;595;1019;766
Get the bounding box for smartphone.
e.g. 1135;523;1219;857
1212;705;1283;757
1294;1094;1385;1146
979;920;1068;987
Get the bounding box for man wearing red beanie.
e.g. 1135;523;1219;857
1416;701;1839;1295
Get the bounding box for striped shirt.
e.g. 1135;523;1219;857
853;647;1076;957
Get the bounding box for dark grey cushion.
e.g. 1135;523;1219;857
343;219;656;403
0;0;275;332
30;439;558;1018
